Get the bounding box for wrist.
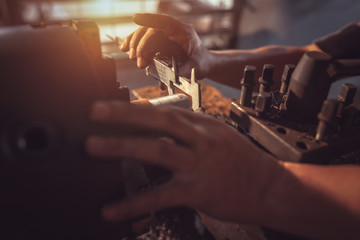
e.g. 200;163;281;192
206;50;225;79
204;50;248;88
248;153;287;223
204;50;217;78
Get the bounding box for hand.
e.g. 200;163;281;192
86;101;282;224
120;13;213;79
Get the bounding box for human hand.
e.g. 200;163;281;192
120;13;213;79
86;101;282;224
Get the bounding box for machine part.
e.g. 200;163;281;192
240;65;256;107
0;24;137;239
149;94;192;109
285;51;333;122
285;52;360;122
72;20;102;59
71;19;128;99
337;83;357;106
258;64;274;92
279;64;295;94
336;83;357;117
230;57;360;163
145;53;201;111
255;92;272;117
231;99;360;163
315;99;340;141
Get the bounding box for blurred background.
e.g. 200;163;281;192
1;0;359;98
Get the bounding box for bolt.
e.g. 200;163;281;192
279;64;295;94
315;99;339;141
337;83;357;106
240;65;256;107
259;64;274;92
336;83;357;117
255;92;272;117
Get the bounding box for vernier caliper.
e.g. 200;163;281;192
145;53;201;111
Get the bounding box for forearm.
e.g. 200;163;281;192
206;45;310;90
259;162;360;239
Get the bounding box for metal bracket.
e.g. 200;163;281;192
145;53;201;111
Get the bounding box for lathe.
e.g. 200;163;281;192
0;20;359;240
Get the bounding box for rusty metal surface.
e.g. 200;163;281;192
231;58;360;163
231;100;360;163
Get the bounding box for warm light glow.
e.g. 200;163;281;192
23;0;235;43
83;0;115;17
81;0;158;17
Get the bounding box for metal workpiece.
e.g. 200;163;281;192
258;64;274;92
146;54;201;111
255;92;272;117
149;94;191;109
315;99;340;141
239;65;256;107
279;64;296;94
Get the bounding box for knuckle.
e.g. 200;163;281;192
136;45;145;57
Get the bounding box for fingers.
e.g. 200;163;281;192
90;101;197;146
134;28;162;68
86;136;191;171
102;183;184;221
119;27;158;67
135;28;187;68
120;13;193;67
128;26;147;60
133;13;193;56
119;32;133;52
119;27;148;63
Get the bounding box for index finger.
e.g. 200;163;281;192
133;13;184;37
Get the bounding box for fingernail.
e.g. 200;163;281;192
129;48;136;59
91;101;110;120
137;57;146;68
